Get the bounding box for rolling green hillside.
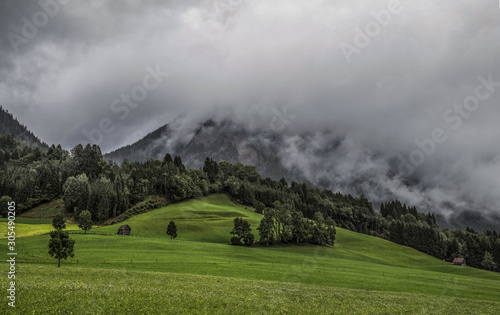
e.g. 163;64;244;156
94;194;262;243
3;194;500;313
0;218;78;238
19;199;65;218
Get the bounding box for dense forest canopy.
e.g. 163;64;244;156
0;135;498;271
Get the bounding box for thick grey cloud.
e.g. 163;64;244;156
1;0;500;218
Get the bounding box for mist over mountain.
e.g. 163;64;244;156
104;113;500;232
1;1;500;230
0;106;47;148
106;116;295;182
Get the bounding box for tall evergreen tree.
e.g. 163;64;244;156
167;221;178;239
163;153;173;165
173;156;184;170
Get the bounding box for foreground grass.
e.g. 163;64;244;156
1;265;499;314
11;231;500;303
4;195;500;313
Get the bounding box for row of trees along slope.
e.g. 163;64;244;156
0;136;498;271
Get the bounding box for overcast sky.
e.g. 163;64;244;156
1;0;500;216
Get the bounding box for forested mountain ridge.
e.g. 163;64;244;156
0;106;47;148
104;117;500;233
105;119;293;181
1;134;499;272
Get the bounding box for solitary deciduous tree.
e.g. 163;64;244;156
167;221;177;239
48;230;75;267
76;210;93;234
52;214;66;230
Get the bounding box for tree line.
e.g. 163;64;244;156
231;201;336;247
0;136;498;271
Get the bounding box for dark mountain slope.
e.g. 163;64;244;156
105;119;292;180
0;106;47;148
104;116;500;232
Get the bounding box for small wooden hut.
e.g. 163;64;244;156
117;224;131;235
452;257;466;266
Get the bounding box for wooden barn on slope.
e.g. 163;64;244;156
452;257;466;266
117;224;131;235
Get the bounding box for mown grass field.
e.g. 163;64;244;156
1;194;500;314
2;265;499;314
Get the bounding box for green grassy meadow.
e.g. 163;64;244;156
0;219;79;238
1;194;500;314
94;194;263;243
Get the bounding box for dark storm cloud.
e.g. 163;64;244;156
1;0;500;217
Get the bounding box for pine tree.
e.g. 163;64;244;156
163;153;173;165
203;157;219;183
174;156;184;170
167;221;177;239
